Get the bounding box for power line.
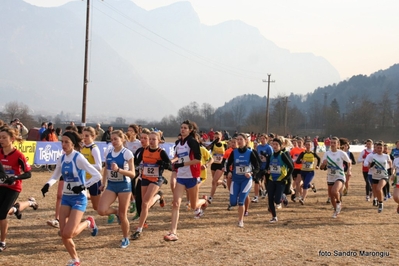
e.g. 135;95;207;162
94;0;266;79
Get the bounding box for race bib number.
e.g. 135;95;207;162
236;165;251;175
304;161;314;169
143;163;160;177
178;151;190;164
373;167;387;179
109;170;124;181
213;154;223;164
63;177;81;195
270;164;281;175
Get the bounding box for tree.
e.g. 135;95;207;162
3;101;35;129
200;103;215;124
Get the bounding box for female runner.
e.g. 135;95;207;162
41;131;102;266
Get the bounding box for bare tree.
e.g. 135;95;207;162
3;101;35;128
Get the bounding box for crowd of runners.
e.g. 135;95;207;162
0;118;399;266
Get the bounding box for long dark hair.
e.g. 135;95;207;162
181;120;198;138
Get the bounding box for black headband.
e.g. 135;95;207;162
63;131;79;147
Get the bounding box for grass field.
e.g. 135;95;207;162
1;152;398;266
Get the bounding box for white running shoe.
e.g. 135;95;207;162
47;219;59;228
251;196;258;203
237;221;244;228
336;203;341;214
276;204;282;209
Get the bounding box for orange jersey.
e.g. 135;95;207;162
290;147;305;169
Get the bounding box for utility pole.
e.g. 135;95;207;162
262;74;275;134
81;0;91;126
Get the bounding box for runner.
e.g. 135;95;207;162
164;120;203;241
252;134;273;203
40;130;102;266
320;137;352;218
81;127;102;211
290;137;305;201
225;133;260;227
206;131;228;204
295;139;320;204
131;131;171;240
364;142;392;213
357;139;374;201
0;126;33;252
266;137;294;223
392;155;399;213
340;140;356;196
97;130;135;248
126;124;141;215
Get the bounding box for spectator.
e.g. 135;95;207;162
324;137;331;152
208;128;215;141
10;118;28;139
95;124;105;141
101;126;113;144
39;122;47;140
55;128;63;141
313;135;319;153
41;123;58;142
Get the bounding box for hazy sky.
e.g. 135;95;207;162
25;0;399;80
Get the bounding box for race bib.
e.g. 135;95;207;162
235;165;251;175
270;164;281;175
143;163;160;177
212;153;223;164
108;170;124;181
304;161;314;169
178;151;190;164
63;176;81;195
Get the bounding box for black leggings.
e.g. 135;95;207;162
134;178;142;216
383;182;390;197
0;187;19;220
362;171;371;196
267;181;285;217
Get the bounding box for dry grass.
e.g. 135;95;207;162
2;152;397;265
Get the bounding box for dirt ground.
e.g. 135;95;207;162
1;152;398;266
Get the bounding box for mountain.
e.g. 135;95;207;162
217;63;399;116
1;0;341;121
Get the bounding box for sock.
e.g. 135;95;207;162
29;201;33;207
12;207;17;213
0;242;5;245
87;220;91;228
137;227;142;232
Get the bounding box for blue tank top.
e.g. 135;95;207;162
61;152;86;196
232;149;252;180
106;147;130;182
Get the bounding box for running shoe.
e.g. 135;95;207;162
276;204;282;209
388;193;392;199
261;190;267;199
131;231;141;240
86;216;98;236
0;242;6;252
269;217;278;223
28;197;39;210
164;232;178;241
108;214;115;224
129;201;136;213
373;198;378;207
299;198;304;205
221;179;227;189
120;237;130;248
13;203;22;219
291;194;296;202
311;183;317;193
158;191;165;208
251;196;259;203
207;196;213;204
332;212;338;219
282;194;288;207
201;195;208;210
378;203;383;213
47;219;59;228
227;204;232;211
131;213;140;221
143;222;148;229
66;259;80;266
335;203;341;214
366;195;370;201
194;208;204;219
244;211;249;216
326;198;331;204
237;220;244;228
